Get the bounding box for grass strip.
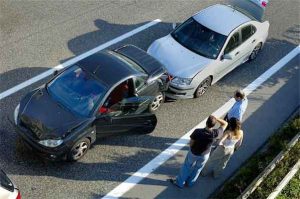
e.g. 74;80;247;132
212;113;299;199
249;142;300;198
277;170;300;199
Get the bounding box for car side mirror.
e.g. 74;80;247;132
223;54;233;60
172;23;177;30
53;70;59;76
146;78;155;85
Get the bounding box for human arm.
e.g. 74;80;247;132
218;132;229;146
235;130;244;150
216;117;228;131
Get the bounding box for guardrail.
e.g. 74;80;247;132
267;159;300;199
237;132;300;199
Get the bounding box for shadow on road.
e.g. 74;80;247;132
0;18;299;199
138;53;299;199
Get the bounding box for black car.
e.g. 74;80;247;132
13;45;169;161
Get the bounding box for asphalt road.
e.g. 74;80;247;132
0;0;299;198
122;56;300;199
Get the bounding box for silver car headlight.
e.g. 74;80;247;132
39;139;63;148
14;104;20;125
171;77;192;86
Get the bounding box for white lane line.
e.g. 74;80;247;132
102;45;300;199
0;19;161;100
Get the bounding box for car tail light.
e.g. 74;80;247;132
261;1;267;7
16;190;21;199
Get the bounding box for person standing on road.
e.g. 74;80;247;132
201;118;243;178
169;116;228;188
225;89;248;123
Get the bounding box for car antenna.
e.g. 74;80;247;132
93;65;101;74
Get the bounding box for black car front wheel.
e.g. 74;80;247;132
149;92;164;112
67;137;91;161
194;77;212;98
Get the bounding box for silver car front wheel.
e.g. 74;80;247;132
194;77;212;98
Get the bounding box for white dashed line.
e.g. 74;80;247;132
0;19;161;100
102;46;300;199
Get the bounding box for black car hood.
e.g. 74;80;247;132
19;87;86;140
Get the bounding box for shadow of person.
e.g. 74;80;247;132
283;24;300;43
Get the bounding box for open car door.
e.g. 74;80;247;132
95;96;157;136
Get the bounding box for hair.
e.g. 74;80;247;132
235;89;245;99
228;118;242;138
206;115;217;128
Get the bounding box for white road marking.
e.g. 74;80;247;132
102;45;300;199
0;19;161;100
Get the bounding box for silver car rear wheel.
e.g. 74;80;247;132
249;43;262;61
194;77;212;98
149;92;164;112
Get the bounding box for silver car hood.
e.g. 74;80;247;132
147;35;213;78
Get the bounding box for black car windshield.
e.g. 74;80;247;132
47;66;107;117
171;18;227;59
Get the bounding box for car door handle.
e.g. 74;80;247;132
252;39;256;43
235;51;240;56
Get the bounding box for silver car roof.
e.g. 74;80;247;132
193;4;251;36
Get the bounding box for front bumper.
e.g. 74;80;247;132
165;84;195;99
14;123;70;161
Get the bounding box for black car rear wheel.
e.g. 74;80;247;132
194;77;212;98
67;138;91;161
149;92;164;112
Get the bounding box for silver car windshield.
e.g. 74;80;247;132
171;18;227;59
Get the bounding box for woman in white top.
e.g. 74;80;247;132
201;118;243;178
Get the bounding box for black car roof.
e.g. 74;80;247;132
114;45;166;76
77;51;141;88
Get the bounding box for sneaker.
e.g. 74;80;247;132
168;178;183;189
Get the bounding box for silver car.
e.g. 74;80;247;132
148;1;269;99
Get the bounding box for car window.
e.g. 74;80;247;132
109;51;147;74
224;32;240;54
134;77;146;91
241;25;256;42
99;80;135;116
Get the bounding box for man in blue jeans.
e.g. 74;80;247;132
169;115;228;188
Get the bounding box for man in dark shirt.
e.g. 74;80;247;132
170;115;228;188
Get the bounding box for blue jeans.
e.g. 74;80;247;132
176;150;210;188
